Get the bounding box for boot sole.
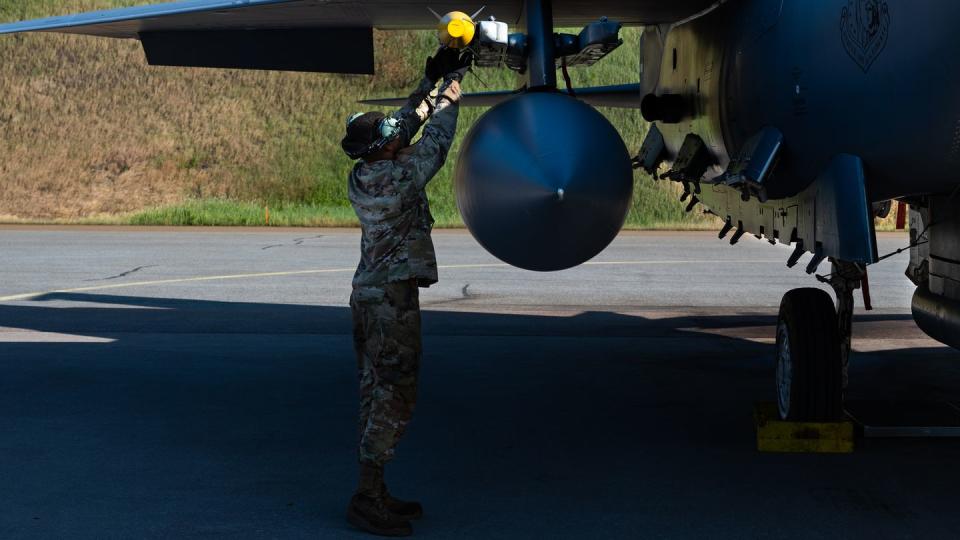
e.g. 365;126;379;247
347;507;413;537
388;506;423;521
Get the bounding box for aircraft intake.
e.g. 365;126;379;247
454;92;634;271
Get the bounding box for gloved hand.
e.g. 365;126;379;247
442;50;474;82
424;47;462;83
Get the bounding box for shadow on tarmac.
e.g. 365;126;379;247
0;293;958;539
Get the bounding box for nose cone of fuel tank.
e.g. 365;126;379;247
454;92;634;271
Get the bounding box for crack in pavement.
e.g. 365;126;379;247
262;235;324;250
84;265;158;282
422;284;481;307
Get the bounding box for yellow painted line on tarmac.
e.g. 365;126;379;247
0;259;783;302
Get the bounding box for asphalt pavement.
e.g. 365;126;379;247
0;227;957;539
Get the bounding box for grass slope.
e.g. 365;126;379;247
0;0;716;228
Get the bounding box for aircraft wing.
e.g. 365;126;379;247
0;0;715;73
0;0;718;37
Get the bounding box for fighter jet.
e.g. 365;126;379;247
1;0;953;423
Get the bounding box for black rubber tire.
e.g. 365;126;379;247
776;288;843;421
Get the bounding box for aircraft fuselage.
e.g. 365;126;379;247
652;0;959;202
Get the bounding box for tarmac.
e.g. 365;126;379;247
0;227;957;539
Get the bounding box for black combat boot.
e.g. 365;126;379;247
382;485;423;521
347;463;413;537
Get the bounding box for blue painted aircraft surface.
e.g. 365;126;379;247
2;0;955;421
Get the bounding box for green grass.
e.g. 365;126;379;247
128;199;357;227
0;1;719;228
123;195;715;229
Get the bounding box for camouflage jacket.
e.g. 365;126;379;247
348;77;460;288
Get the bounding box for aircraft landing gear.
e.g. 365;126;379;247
775;260;866;421
776;288;843;421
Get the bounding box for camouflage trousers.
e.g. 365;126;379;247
350;279;422;466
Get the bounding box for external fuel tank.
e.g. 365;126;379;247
454;92;634;271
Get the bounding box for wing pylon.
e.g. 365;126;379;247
361;83;641;109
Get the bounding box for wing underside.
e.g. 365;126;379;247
0;0;717;38
0;0;716;73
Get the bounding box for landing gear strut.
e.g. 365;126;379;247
775;260;866;421
819;260;869;389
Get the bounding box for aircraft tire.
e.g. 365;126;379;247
775;288;843;421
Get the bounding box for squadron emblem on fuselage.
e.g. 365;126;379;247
841;0;890;73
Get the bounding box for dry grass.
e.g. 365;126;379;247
0;1;713;229
0;0;427;219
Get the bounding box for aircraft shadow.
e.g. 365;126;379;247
0;293;957;538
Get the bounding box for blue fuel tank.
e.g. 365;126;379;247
454;92;634;271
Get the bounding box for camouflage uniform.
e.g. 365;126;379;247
348;76;459;466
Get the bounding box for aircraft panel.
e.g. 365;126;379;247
0;0;719;39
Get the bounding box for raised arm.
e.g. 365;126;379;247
394;80;463;191
391;47;465;145
393;76;437;146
